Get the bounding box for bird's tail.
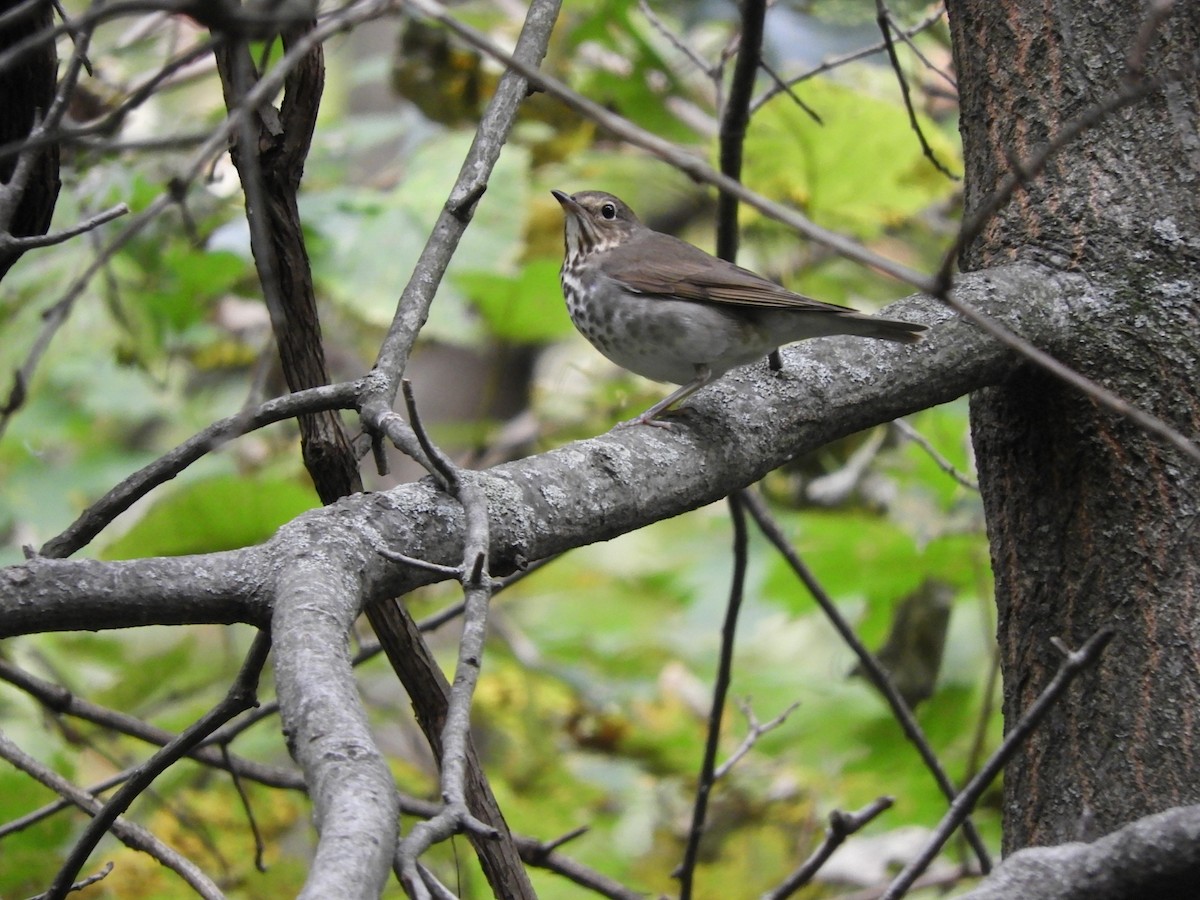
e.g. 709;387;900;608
838;313;928;345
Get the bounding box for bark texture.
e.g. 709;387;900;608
0;0;60;280
948;0;1200;851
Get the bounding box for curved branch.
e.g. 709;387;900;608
41;381;362;559
271;548;398;900
956;804;1200;900
364;0;564;412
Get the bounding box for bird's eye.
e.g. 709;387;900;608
600;202;617;220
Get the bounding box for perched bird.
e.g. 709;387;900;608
552;189;927;426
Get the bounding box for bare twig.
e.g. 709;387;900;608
638;0;717;82
751;5;947;113
220;743;268;872
713;698;801;781
891;418;978;491
24;862;114;900
0;733;223;899
764;797;896;900
874;0;958;179
881;629;1115;899
756;57;822;124
741;489;993;874
394;380;505;894
40;380;362;558
0;203;127;252
46;631;272;900
513;831;644;900
884;9;956;91
676;491;750;899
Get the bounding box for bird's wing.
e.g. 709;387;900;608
601;233;858;314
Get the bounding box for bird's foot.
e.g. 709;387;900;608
615;406;690;430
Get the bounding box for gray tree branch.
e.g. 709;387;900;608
960;804;1200;900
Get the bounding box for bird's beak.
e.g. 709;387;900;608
551;189;579;214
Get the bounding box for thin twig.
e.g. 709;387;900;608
885;9;956;91
751;5;947;113
394;381;504;891
220;743;268;873
741;489;993;874
0;734;223;899
46;631;272;900
638;0;715;81
0;203;127;252
39;380;362;558
713;698;801;781
756;57;822;124
891;418;978;491
512;833;643;900
676;491;750;899
763;797;896;900
874;0;958;179
24;862;114;900
881;629;1116;900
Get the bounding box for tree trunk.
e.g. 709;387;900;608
948;0;1200;851
0;0;60;280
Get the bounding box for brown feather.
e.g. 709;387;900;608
598;230;862;315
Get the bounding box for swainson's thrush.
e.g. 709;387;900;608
552;189;927;426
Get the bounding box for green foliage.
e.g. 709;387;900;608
101;474;319;559
564;0;700;143
743;78;960;239
454;258;572;342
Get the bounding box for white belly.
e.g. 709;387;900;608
563;273;773;385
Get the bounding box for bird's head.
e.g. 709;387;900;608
551;190;642;261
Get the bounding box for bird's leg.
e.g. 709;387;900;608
619;365;713;428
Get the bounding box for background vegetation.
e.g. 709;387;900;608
1;1;1003;896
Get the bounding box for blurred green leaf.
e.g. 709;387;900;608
455;258;572;342
303;133;532;345
743;78;960;238
101;474;319;559
565;0;700;144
